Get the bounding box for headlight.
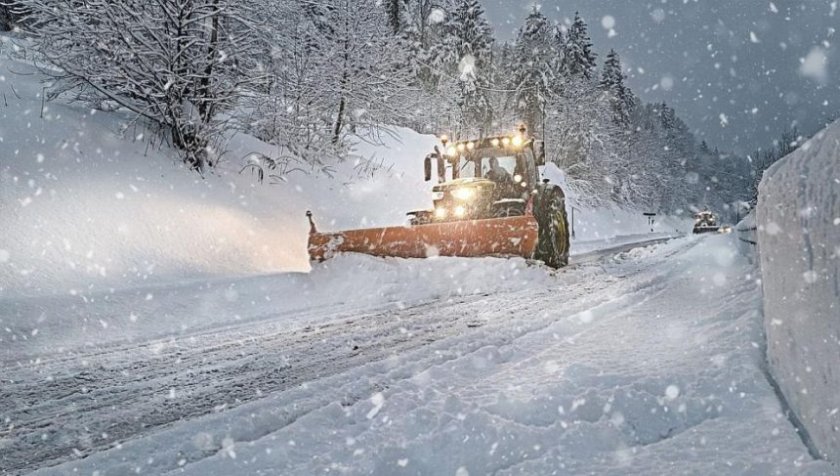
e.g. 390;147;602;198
446;146;457;157
513;174;522;183
452;188;475;201
454;205;467;217
511;135;523;147
491;138;500;147
435;207;448;219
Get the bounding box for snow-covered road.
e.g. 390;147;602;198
1;236;833;475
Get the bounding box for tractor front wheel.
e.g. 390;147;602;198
534;188;570;268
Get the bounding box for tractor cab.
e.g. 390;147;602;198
414;131;545;225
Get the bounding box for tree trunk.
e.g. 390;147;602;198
332;5;350;145
197;0;220;125
332;95;346;145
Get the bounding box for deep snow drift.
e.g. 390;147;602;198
757;119;840;462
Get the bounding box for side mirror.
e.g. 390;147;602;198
424;155;432;182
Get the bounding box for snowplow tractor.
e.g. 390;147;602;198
692;210;721;234
307;130;570;268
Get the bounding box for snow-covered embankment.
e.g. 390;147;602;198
757;119;840;462
0;51;687;300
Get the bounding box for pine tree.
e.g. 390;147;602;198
512;7;557;136
451;0;493;61
551;26;567;83
450;0;494;133
404;0;458;86
599;49;634;126
563;13;597;79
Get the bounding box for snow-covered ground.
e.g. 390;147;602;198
1;235;831;475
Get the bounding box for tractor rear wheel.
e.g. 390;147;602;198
534;188;570;268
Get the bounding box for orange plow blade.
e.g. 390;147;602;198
307;213;539;262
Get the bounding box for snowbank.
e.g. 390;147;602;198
757;119;840;462
1;254;554;358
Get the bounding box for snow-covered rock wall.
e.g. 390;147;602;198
757;120;840;462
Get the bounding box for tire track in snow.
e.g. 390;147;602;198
1;238;688;475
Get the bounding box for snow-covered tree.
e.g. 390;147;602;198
243;0;414;168
512;7;557;136
563;13;597;79
599;49;634;127
451;0;493;61
403;0;458;87
450;0;494;134
18;0;262;171
542;15;601;171
385;0;409;34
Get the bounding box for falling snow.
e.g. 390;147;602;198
2;2;838;474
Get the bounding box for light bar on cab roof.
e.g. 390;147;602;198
440;131;529;154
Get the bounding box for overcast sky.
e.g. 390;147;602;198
482;0;839;155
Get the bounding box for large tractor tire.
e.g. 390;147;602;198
533;185;570;268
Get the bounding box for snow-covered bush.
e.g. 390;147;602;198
16;0;263;171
